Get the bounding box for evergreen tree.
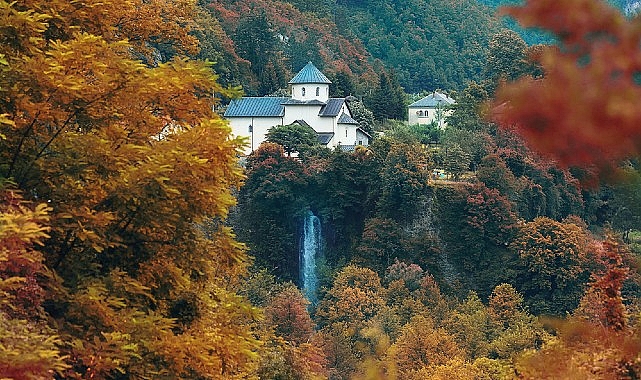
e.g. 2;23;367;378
328;71;357;98
235;10;286;95
346;98;375;135
367;70;406;120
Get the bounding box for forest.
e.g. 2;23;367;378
2;0;641;379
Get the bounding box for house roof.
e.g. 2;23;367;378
317;132;334;145
293;119;311;128
408;92;455;108
337;113;359;125
281;98;327;106
356;127;372;139
319;98;345;117
289;62;332;84
224;97;287;117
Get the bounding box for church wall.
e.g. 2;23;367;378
229;116;283;155
291;83;330;102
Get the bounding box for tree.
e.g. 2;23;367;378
0;189;68;377
446;81;492;133
476;154;519;198
367;69;406;121
435;184;519;297
511;217;593;315
236;143;309;281
356;218;405;274
606;166;641;241
515;317;641;379
266;123;320;156
442;143;471;181
259;285;327;380
440;127;490;173
314;149;376;262
485;29;530;84
192;5;249;88
346;98;375;135
444;292;495;360
388;315;464;379
264;285;315;344
0;1;259;377
329;71;357;98
575;233;630;331
234;10;284;95
486;284;548;359
377;143;430;222
315;265;386;379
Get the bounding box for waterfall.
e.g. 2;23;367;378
300;211;321;305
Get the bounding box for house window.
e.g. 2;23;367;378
358;140;363;145
302;87;306;96
345;130;348;137
316;87;320;96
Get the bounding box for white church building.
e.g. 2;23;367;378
224;62;371;155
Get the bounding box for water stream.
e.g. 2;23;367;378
300;211;321;305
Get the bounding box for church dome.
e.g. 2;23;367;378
289;61;332;84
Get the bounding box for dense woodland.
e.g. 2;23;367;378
2;0;641;379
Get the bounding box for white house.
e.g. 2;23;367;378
407;91;455;128
224;62;371;155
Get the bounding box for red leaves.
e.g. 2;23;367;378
578;234;630;331
493;0;641;170
465;185;517;245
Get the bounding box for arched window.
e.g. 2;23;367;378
302;87;306;96
316;87;320;96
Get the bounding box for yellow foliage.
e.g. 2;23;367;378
0;0;257;378
0;311;68;378
515;318;641;379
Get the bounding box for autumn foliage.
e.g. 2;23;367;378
0;0;258;378
3;0;641;378
493;0;641;171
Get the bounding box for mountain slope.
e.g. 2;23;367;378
201;0;499;94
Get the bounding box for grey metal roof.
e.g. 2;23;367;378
317;132;334;145
289;62;332;84
337;113;358;124
224;97;287;117
356;127;372;139
319;98;345;117
294;119;311;128
408;92;455;108
281;99;327;106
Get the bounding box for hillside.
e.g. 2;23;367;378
202;0;377;96
332;0;499;92
4;1;641;379
200;0;499;95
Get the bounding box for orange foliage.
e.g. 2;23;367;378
388;315;464;379
517;318;641;379
0;0;258;378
